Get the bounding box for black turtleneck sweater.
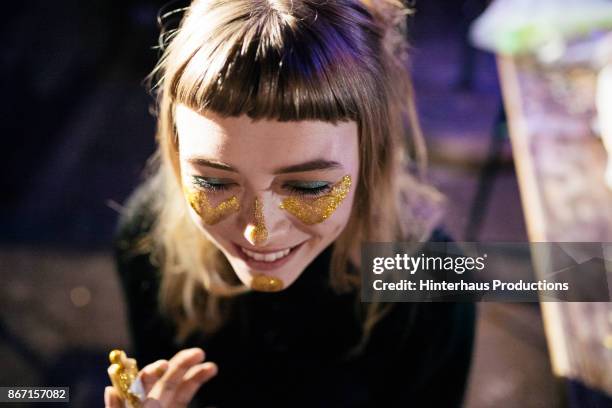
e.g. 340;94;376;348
114;200;475;407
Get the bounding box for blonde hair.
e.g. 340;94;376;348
140;0;444;347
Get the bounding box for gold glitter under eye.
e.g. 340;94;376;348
279;175;352;225
183;185;240;225
251;274;284;292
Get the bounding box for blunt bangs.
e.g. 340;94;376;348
166;0;386;122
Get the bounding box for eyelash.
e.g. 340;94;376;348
191;176;332;196
192;176;232;192
284;184;331;197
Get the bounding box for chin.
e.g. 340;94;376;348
224;241;320;291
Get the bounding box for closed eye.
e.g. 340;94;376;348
283;181;331;197
191;176;235;192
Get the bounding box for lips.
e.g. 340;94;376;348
232;241;305;270
241;247;291;262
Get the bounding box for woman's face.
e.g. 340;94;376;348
175;104;359;291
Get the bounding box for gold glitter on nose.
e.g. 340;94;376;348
246;198;268;245
279;175;351;225
183;186;240;225
251;274;284;292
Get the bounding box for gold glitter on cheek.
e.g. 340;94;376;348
279;175;352;225
183;186;240;225
251;274;284;292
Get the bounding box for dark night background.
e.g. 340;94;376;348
1;0;502;248
0;1;579;407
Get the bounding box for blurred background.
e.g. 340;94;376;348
0;0;598;406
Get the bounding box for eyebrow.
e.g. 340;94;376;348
273;159;343;174
185;157;343;174
186;158;236;172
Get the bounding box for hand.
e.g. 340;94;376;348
104;348;218;408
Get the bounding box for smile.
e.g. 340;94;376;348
234;241;305;269
240;247;291;262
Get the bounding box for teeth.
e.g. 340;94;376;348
241;247;292;262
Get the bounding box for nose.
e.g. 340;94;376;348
242;194;288;247
243;198;268;246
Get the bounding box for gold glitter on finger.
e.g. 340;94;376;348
251;274;284;292
107;350;142;408
279;175;352;225
184;186;240;225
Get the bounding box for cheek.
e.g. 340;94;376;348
294;192;354;241
183;187;241;226
330;197;354;235
279;175;352;225
187;209;215;237
187;212;246;261
185;201;235;247
327;184;357;236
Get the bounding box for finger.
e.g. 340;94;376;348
104;386;122;408
174;362;218;407
140;360;169;394
142;398;163;408
148;348;205;406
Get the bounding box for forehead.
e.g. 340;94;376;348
175;104;358;170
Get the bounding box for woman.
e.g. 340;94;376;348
105;0;475;406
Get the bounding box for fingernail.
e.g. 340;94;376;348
205;362;218;375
